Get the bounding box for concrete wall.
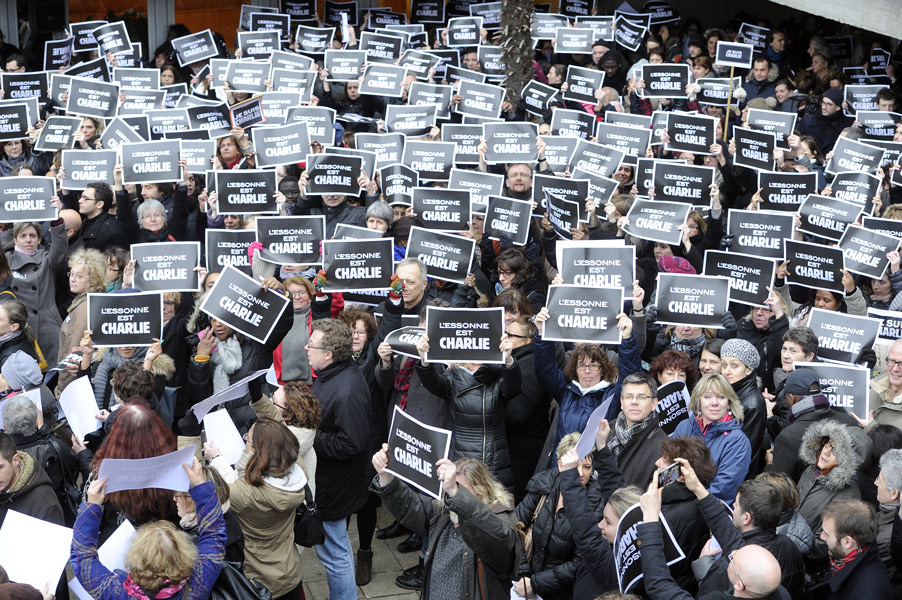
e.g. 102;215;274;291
768;0;901;39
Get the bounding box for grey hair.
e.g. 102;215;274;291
137;199;167;226
397;257;427;283
366;201;393;223
880;449;902;494
1;395;38;436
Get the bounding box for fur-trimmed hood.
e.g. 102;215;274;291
798;419;868;491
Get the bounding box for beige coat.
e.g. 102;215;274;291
251;395;318;495
57;293;88;393
868;373;902;433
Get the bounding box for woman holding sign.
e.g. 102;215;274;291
57;249;106;393
773;260;868;328
112;162;189;244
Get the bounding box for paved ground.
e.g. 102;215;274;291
301;503;421;600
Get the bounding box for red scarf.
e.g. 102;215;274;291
123;574;188;600
394;357;416;410
830;546;866;574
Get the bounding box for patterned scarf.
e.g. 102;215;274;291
123;574;188;600
830;546;866;574
394;357;416;410
669;332;706;358
606;411;653;457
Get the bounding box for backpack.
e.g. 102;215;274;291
25;435;82;526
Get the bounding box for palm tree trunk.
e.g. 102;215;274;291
500;0;535;105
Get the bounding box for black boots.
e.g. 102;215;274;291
375;520;408;540
355;548;373;586
395;560;424;590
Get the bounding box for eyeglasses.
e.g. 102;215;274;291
887;358;902;369
504;330;530;339
306;344;327;351
106;265;120;272
290;291;309;298
727;550;745;588
142;211;163;219
67;271;87;281
351;330;368;338
577;364;601;372
497;268;513;277
78;194;96;202
622;394;652;402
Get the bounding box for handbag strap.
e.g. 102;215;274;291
477;559;488;600
531;494;547;524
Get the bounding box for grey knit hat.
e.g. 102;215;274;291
720;338;760;370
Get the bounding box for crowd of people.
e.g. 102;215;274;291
0;3;900;600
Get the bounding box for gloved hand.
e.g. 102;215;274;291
314;270;328;295
388;273;405;306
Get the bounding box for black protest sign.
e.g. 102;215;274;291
844;67;868;85
441;124;482;164
575;16;615;41
171;30;218;67
832;172;880;214
399;50;440;80
131;242;201;292
0;104;29;141
44;38;74;70
595;123;652;166
869;308;902;345
240;4;277;29
360;64;407;97
410;0;445;23
356;133;405;170
237;31;280;59
624;199;689;245
249;12;289;38
477;45;505;78
616;505;685;593
572;169;619;212
542;136;579;173
733;127;776;171
650;111;669;146
656;274;730;329
406;226;475;284
113;68;160;90
798;195;862;242
359;31;402;64
484;196;532;246
715;41;754;69
385;406;452;499
271;50;314;72
447;17;482;46
380;163;418;204
858;111;901;141
869;49;890;76
0;177;57;223
785;240;845;293
557;242;634;293
65;77;119;118
295;26;334;53
270;68;316;99
738;22;768;50
757;171;817;212
652;162;714;205
216;170;278;214
656;380;690;436
844;85;884;116
696;77;742;106
100;117;147;150
469;2;501;29
1;72;48;104
534;174;589;221
206;229;254;276
333;224;383;240
826;36;854;61
408;82;452;120
60;149;116;190
727;209;792;259
544;285;623;344
120;89;166;116
323;0;358;26
703;251;775;307
839;225;900;279
145;108;190;139
412;188;471;232
808;309;880;365
121;115;151;142
324;50;366;82
306;153;362;196
613;16;647;53
561;0;590;15
863;216;902;240
322;238;393;292
120;140;181;185
166;129;209;141
747;108;797;151
449;169;503;212
230;96;266;130
254;122;310;168
224;61;269;94
286;107;336;146
385;326;426;359
551;109;595;140
385;104;437;137
826;137;885;175
69;20;105;52
483;122;538;164
200;265;290;344
521;80;557;116
64;56;111;82
563;66;604;104
546;192;580;240
569;138;625;178
665;113;715;155
282;0;316;20
556;27;595;54
426;306;504;364
402;140;455;181
115;43;143;68
34;116;82;152
256;216;325;265
795;361;870;420
87;293;162;347
162;83;187;108
259;91;302;122
641;64;690;99
93;21;131;55
457;80;505;120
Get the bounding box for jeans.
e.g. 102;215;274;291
314;518;358;600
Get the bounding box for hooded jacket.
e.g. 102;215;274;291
0;451;64;527
672;413;751;503
797;419;870;563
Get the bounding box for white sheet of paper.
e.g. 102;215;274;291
265;363;280;387
98;444;196;493
0;510;72;590
69;518;137;599
576;396;614;459
191;369;268;420
0;390;44;429
203;409;246;465
59;376;101;441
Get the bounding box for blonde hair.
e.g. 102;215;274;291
744;292;788;323
606;485;642;518
452;458;513;508
125;520;197;591
68;248;107;293
556;432;582;459
689;373;745;422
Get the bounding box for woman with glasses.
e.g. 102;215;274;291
103;247;129;292
735;287;789;392
112;161;189;244
773;259;868;330
489;248;546;315
57;249;106;393
671;374;751;503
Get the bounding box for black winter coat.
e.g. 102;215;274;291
607;420;668;489
516;468;603;600
312;359;372;521
736;314;788;392
731;373;767;478
808;544;892;600
416;360;521;488
115;186;189;243
505;343;551;503
307;201;366;238
80;212;128;252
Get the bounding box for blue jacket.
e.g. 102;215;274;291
533;333;641;449
672;413;751;503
